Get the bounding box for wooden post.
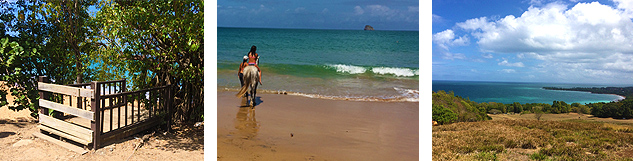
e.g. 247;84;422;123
38;76;49;116
123;79;127;127
90;81;101;150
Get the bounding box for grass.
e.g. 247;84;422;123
433;114;633;160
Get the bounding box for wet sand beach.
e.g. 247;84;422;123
217;91;419;160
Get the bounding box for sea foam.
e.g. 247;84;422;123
371;67;419;77
326;64;367;74
327;64;419;77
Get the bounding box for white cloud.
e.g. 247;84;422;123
354;6;364;15
408;6;419;13
482;53;494;59
433;14;443;22
500;69;516;73
613;0;633;18
453;1;633;83
441;52;466;60
498;58;525;67
250;4;272;14
353;5;418;23
295;7;306;13
367;5;391;15
322;8;329;13
459;2;633;53
433;29;469;50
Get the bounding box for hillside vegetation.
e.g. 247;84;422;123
432;90;490;125
433;90;603;125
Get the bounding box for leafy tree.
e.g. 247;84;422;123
512;102;523;113
533;106;544;121
578;105;590;114
41;0;98;84
94;0;203;123
0;38;40;117
0;0;99;118
432;104;458;125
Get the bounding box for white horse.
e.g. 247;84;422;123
236;66;259;106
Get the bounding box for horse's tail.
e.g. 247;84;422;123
236;66;257;97
236;83;249;98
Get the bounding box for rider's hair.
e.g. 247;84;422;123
249;45;257;56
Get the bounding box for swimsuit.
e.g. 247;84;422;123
248;55;257;65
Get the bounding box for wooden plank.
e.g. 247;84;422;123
40;99;94;121
79;88;93;99
33;132;88;155
38;125;91;145
38;82;94;98
101;118;160;144
39;114;93;141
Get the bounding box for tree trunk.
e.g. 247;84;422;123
76;55;82;84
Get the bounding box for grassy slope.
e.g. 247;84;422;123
433;114;633;160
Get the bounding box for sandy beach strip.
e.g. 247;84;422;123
217;91;419;160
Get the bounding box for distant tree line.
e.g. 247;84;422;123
543;86;633;119
586;99;633;119
543;86;633;98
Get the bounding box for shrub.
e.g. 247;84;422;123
432;105;458;125
534;106;544;121
475;152;497;161
530;152;547;160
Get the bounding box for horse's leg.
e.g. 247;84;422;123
252;83;258;107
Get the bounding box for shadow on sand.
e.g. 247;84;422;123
240;96;263;107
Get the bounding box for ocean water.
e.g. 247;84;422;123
432;80;624;105
217;27;419;102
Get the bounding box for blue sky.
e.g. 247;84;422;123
217;0;419;31
433;0;633;85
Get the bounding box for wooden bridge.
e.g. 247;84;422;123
33;76;172;154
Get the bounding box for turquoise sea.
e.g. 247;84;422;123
217;27;419;102
433;80;625;105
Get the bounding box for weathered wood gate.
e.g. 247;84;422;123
34;76;172;154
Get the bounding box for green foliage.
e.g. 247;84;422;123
475;152;498;161
432;90;491;124
40;0;98;84
94;0;204;123
432;104;457;125
0;0;99;118
530;152;548;160
533;106;544;121
511;102;523;113
589;99;633;119
0;38;40;117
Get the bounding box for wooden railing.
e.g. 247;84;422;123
37;76;172;151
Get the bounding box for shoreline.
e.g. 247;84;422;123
217;91;419;160
607;94;626;102
218;87;419;103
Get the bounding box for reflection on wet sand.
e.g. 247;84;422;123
234;100;259;140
